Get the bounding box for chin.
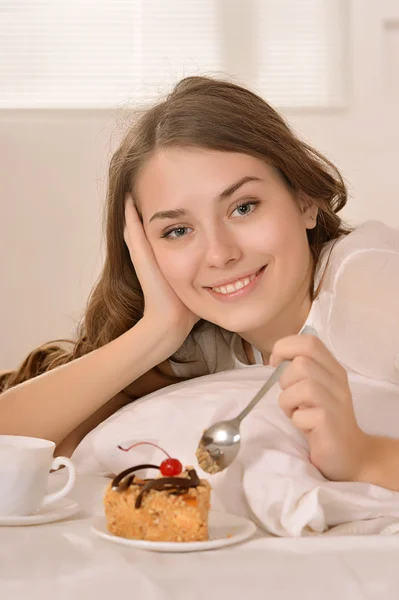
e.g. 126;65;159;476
207;312;271;335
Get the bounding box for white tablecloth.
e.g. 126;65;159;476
1;472;399;600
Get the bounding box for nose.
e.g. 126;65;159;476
203;224;242;269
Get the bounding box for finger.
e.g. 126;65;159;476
271;334;346;382
279;378;333;418
124;194;161;279
123;195;168;300
279;355;346;400
124;195;146;253
291;406;325;434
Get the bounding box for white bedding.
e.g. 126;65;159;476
3;472;399;600
73;367;399;536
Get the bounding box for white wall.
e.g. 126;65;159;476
1;0;398;369
289;0;399;228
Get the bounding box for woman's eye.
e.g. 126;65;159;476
162;226;191;239
231;200;259;217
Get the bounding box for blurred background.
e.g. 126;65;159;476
0;0;398;368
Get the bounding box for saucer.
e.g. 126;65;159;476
91;510;257;552
0;497;80;526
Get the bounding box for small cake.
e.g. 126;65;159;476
103;443;211;542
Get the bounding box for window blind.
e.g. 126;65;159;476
0;0;347;108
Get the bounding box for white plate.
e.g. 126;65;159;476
0;498;80;526
91;510;257;552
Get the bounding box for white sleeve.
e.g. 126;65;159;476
326;221;399;384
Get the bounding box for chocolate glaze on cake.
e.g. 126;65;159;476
111;464;159;490
111;464;201;508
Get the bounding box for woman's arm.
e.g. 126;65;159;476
0;318;175;447
54;359;177;457
0;197;198;449
356;435;399;492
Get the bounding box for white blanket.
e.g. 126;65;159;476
73;367;399;536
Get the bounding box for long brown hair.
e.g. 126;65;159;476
0;75;350;392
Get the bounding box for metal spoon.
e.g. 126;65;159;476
196;326;316;474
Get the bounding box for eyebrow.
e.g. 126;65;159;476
148;176;262;223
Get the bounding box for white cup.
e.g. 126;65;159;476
0;435;76;517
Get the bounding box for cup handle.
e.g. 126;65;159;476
42;456;76;507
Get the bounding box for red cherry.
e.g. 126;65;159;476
117;441;183;477
160;458;183;477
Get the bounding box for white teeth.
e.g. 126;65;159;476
212;273;257;295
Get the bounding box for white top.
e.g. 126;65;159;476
170;220;399;386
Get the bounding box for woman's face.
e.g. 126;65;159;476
136;147;316;335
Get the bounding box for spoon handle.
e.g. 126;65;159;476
235;360;290;423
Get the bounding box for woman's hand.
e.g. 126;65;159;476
270;333;370;482
124;195;199;357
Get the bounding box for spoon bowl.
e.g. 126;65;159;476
197;419;241;473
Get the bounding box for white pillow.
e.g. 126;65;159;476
73;367;399;536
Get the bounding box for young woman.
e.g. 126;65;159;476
1;76;398;489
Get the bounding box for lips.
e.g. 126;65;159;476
206;266;266;296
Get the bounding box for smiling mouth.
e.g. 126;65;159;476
207;266;266;295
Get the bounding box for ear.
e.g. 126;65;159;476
299;196;318;230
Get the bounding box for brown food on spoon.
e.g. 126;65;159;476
196;439;222;474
